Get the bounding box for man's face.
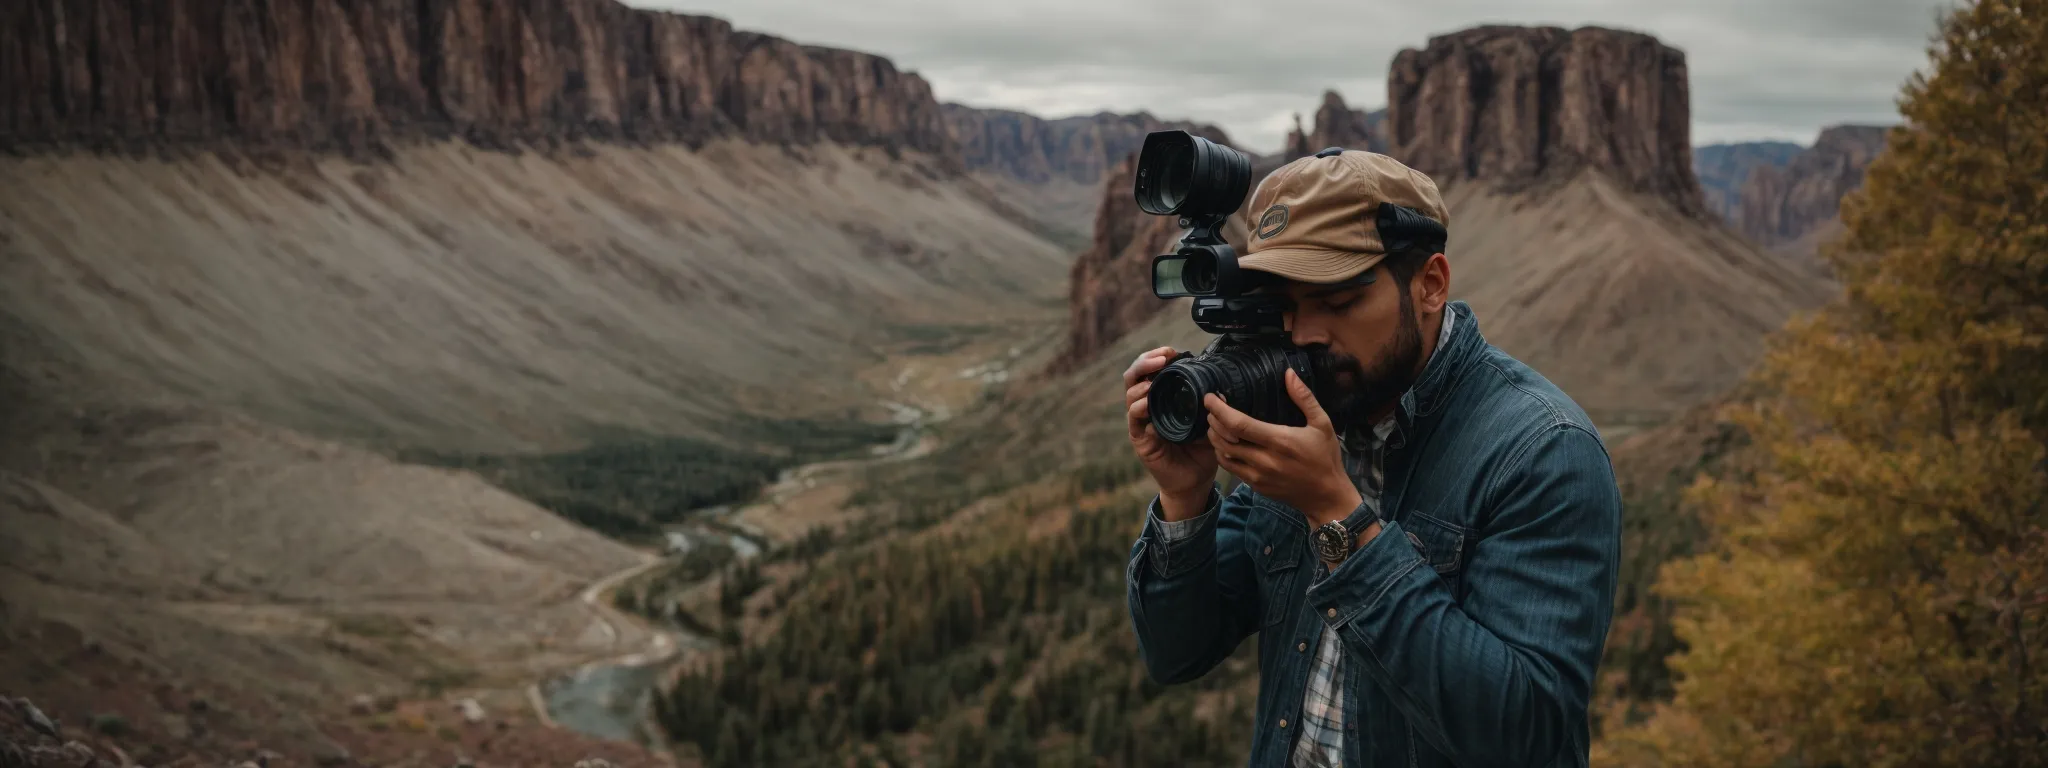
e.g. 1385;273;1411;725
1275;263;1428;429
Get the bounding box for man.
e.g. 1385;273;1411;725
1122;147;1622;767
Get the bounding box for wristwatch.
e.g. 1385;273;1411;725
1311;502;1376;567
1310;519;1355;567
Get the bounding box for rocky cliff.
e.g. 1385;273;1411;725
1284;90;1387;157
1386;25;1704;213
943;105;1226;185
1;0;951;157
1694;141;1804;222
1734;124;1891;245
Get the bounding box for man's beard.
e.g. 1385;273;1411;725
1306;297;1425;431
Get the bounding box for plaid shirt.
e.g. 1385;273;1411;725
1293;309;1456;768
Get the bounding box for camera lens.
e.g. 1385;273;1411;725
1180;253;1217;294
1147;339;1315;445
1156;144;1193;212
1135;131;1252;217
1150;369;1205;444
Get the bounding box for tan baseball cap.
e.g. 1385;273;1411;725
1239;148;1451;284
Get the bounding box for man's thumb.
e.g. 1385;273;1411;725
1286;369;1329;428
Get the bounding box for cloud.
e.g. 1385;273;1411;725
632;0;1945;153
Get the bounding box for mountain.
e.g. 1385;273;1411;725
0;0;1070;454
1283;90;1389;157
1694;141;1805;222
1388;26;1837;420
1066;25;1836;427
1388;26;1709;214
941;105;1230;246
0;0;1072;762
1;0;953;156
1734;124;1892;252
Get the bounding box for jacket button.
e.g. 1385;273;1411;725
1263;545;1272;555
1297;641;1307;652
1279;718;1289;728
1327;608;1337;618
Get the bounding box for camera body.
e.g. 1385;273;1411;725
1134;130;1315;444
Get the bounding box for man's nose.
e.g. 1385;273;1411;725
1287;313;1329;347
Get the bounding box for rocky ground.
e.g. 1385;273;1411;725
0;683;668;768
0;614;671;768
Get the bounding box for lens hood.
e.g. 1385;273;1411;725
1133;130;1252;217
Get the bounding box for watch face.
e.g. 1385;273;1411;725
1312;522;1350;563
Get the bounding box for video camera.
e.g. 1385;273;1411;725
1134;130;1318;445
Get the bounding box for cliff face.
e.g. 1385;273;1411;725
1386;25;1704;213
1695;141;1805;221
1284;90;1387;157
943;105;1226;186
1734;124;1891;245
1;0;950;156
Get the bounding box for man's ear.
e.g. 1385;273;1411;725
1415;252;1451;315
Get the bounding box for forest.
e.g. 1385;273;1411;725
650;458;1262;767
399;415;897;539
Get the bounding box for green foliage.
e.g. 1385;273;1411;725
1601;2;2048;764
653;465;1259;766
764;525;839;565
717;560;766;618
401;417;896;540
1595;416;1748;717
612;539;739;626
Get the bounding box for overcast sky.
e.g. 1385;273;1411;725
634;0;1945;156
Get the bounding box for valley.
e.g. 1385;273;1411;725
0;0;1923;766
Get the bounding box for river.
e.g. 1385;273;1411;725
533;400;937;747
534;521;737;746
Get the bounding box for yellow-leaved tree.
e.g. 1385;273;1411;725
1598;0;2048;765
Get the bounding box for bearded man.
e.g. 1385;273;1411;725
1121;147;1623;768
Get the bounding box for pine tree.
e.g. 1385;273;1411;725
1599;1;2048;764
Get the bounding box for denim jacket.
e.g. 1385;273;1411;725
1125;300;1622;767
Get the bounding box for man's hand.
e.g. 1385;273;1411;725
1205;368;1364;529
1125;346;1219;520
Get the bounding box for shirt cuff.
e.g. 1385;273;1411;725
1142;485;1220;580
1305;518;1428;628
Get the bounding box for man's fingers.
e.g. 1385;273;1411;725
1206;393;1281;446
1216;447;1267;485
1125;380;1151;408
1206;409;1244;447
1219;442;1279;479
1213;442;1249;480
1285;368;1333;431
1122;346;1177;388
1127;397;1150;439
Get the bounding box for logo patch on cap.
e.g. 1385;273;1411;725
1256;204;1290;239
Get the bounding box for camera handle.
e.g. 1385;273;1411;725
1176;213;1231;251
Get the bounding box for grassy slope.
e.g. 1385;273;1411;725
0;135;1072;764
0;140;1068;454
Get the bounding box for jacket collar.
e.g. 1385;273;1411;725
1388;300;1482;447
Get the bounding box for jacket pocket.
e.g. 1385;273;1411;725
1401;509;1467;595
1251;510;1304;627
